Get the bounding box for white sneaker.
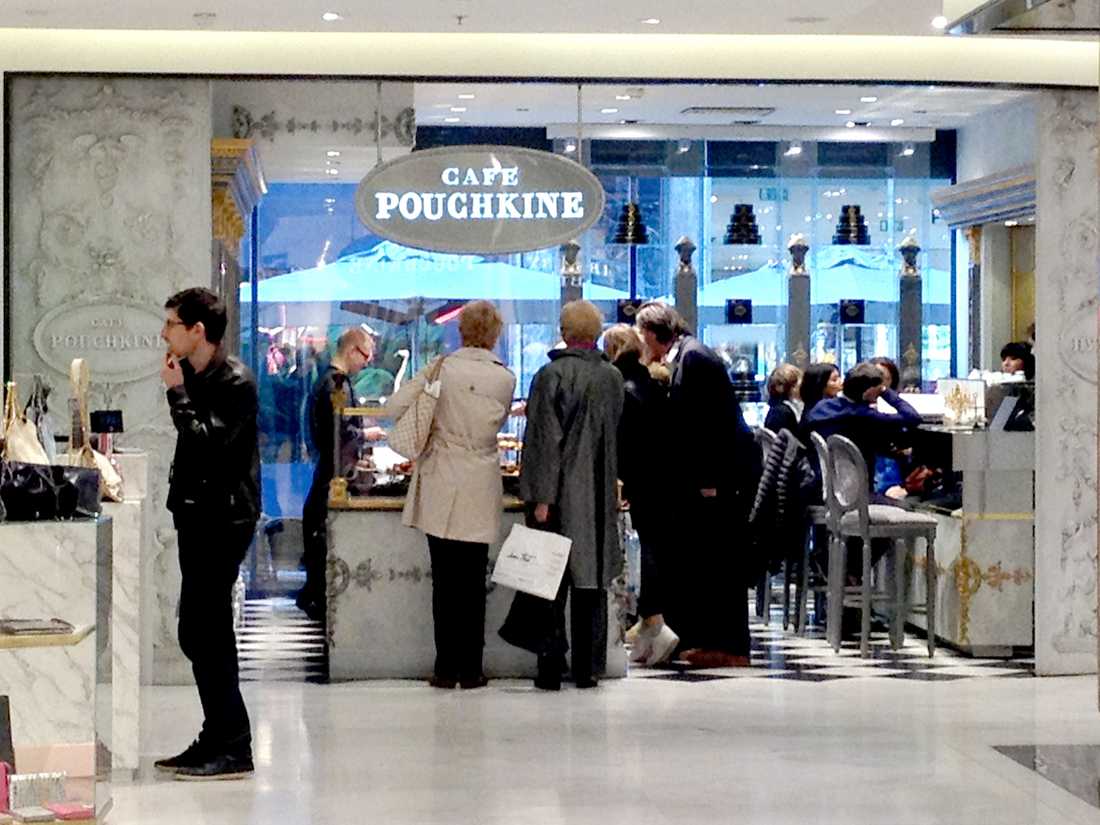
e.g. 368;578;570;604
628;634;653;663
643;624;680;666
624;620;644;646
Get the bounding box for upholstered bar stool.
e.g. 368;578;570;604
822;434;938;658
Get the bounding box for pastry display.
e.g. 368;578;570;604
723;203;762;245
832;204;870;245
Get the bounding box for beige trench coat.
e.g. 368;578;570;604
386;347;516;544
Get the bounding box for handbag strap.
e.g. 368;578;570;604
2;382;17;458
69;359;92;455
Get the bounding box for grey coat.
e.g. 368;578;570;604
519;347;624;590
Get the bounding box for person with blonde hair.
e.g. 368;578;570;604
603;324;679;665
764;363;802;435
387;300;516;689
508;300;623;689
297;325;380;621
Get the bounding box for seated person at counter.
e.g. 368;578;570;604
1001;341;1035;380
805;362;922;489
798;362;842;442
764;364;802;435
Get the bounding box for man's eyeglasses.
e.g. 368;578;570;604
162;319;188;330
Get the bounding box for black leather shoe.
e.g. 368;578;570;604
154;739;207;773
574;675;599;689
174;753;255;781
459;674;489;690
429;674;458;689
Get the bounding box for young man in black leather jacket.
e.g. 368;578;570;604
155;287;260;781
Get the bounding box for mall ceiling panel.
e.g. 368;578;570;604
4;0;944;35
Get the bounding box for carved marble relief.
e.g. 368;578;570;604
1034;90;1099;674
9;77;213;685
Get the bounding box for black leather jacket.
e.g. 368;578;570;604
166;350;260;527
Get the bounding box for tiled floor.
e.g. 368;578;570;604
105;605;1099;825
237;597;326;683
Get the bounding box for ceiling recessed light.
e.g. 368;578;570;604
323;198;336;204
563;141;577;153
321;11;342;22
890;118;905;126
601;107;619;114
710;195;719;203
516;107;530;112
784;141;803;157
860;96;878;103
835;108;852;115
325;168;339;176
845;121;856;128
899;143;916;157
931;15;948;29
616;94;632;101
444;117;461;123
640;17;661;25
457;93;475;100
450;106;467;113
326;150;341;157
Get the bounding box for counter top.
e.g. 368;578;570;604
331;494;526;512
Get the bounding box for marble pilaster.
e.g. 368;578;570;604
1033;89;1099;675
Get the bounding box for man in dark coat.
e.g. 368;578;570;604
156;287;259;781
518;300;623;689
635;302;760;668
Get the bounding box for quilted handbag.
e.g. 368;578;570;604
388;356;446;461
0;460;101;521
2;382;50;466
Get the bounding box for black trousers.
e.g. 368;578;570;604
177;522;254;756
427;535;489;681
548;572;604;681
300;466;330;606
630;505;666;620
662;492;750;657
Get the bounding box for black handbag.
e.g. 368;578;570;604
0;460;101;521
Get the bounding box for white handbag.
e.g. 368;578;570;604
60;359;124;502
2;381;50;465
491;523;572;601
388;356;446;461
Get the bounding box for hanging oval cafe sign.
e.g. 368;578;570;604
355;145;606;255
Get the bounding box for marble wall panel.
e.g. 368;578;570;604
1033;89;1099;675
7;77;213;685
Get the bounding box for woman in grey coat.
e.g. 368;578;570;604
517;300;623;690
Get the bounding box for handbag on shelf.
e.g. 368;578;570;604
388;356;446;461
59;359;123;502
0;460;101;521
2;383;50;466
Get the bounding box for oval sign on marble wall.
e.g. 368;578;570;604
33;300;166;383
355;145;606;254
1056;300;1100;386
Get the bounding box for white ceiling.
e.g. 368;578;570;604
4;0;947;35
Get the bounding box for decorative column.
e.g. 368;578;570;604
560;239;583;305
897;231;923;390
211;138;266;351
786;234;811;369
673;236;698;334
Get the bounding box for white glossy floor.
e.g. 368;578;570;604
115;672;1100;825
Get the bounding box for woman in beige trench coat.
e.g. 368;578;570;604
385;300;516;689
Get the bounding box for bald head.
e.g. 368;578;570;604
334;327;374;375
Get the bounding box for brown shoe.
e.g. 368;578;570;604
682;649;751;669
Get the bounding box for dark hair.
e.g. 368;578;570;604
1000;341;1035;379
800;363;839;415
165;287;227;345
843;363;885;401
635;301;689;344
869;356;900;390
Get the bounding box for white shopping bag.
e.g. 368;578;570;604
491;523;572;601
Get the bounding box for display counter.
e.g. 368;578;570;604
0;516;112;818
325;496;627;681
905;427;1034;656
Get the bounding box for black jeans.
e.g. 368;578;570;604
662;492;750;657
630;505;665;620
177;522;254;756
548;572;605;681
427;535;489;681
299;466;330;607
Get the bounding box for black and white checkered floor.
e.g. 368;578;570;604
237;597;327;683
631;606;1035;683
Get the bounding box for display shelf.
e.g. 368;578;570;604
0;625;94;651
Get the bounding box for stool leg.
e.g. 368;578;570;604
782;559;793;630
796;529;811;635
891;538;910;651
827;534;845;653
755;570;767;621
860;535;872;658
925;534;937;657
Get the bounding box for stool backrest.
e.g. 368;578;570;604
754;426;777;462
825;434;871;532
